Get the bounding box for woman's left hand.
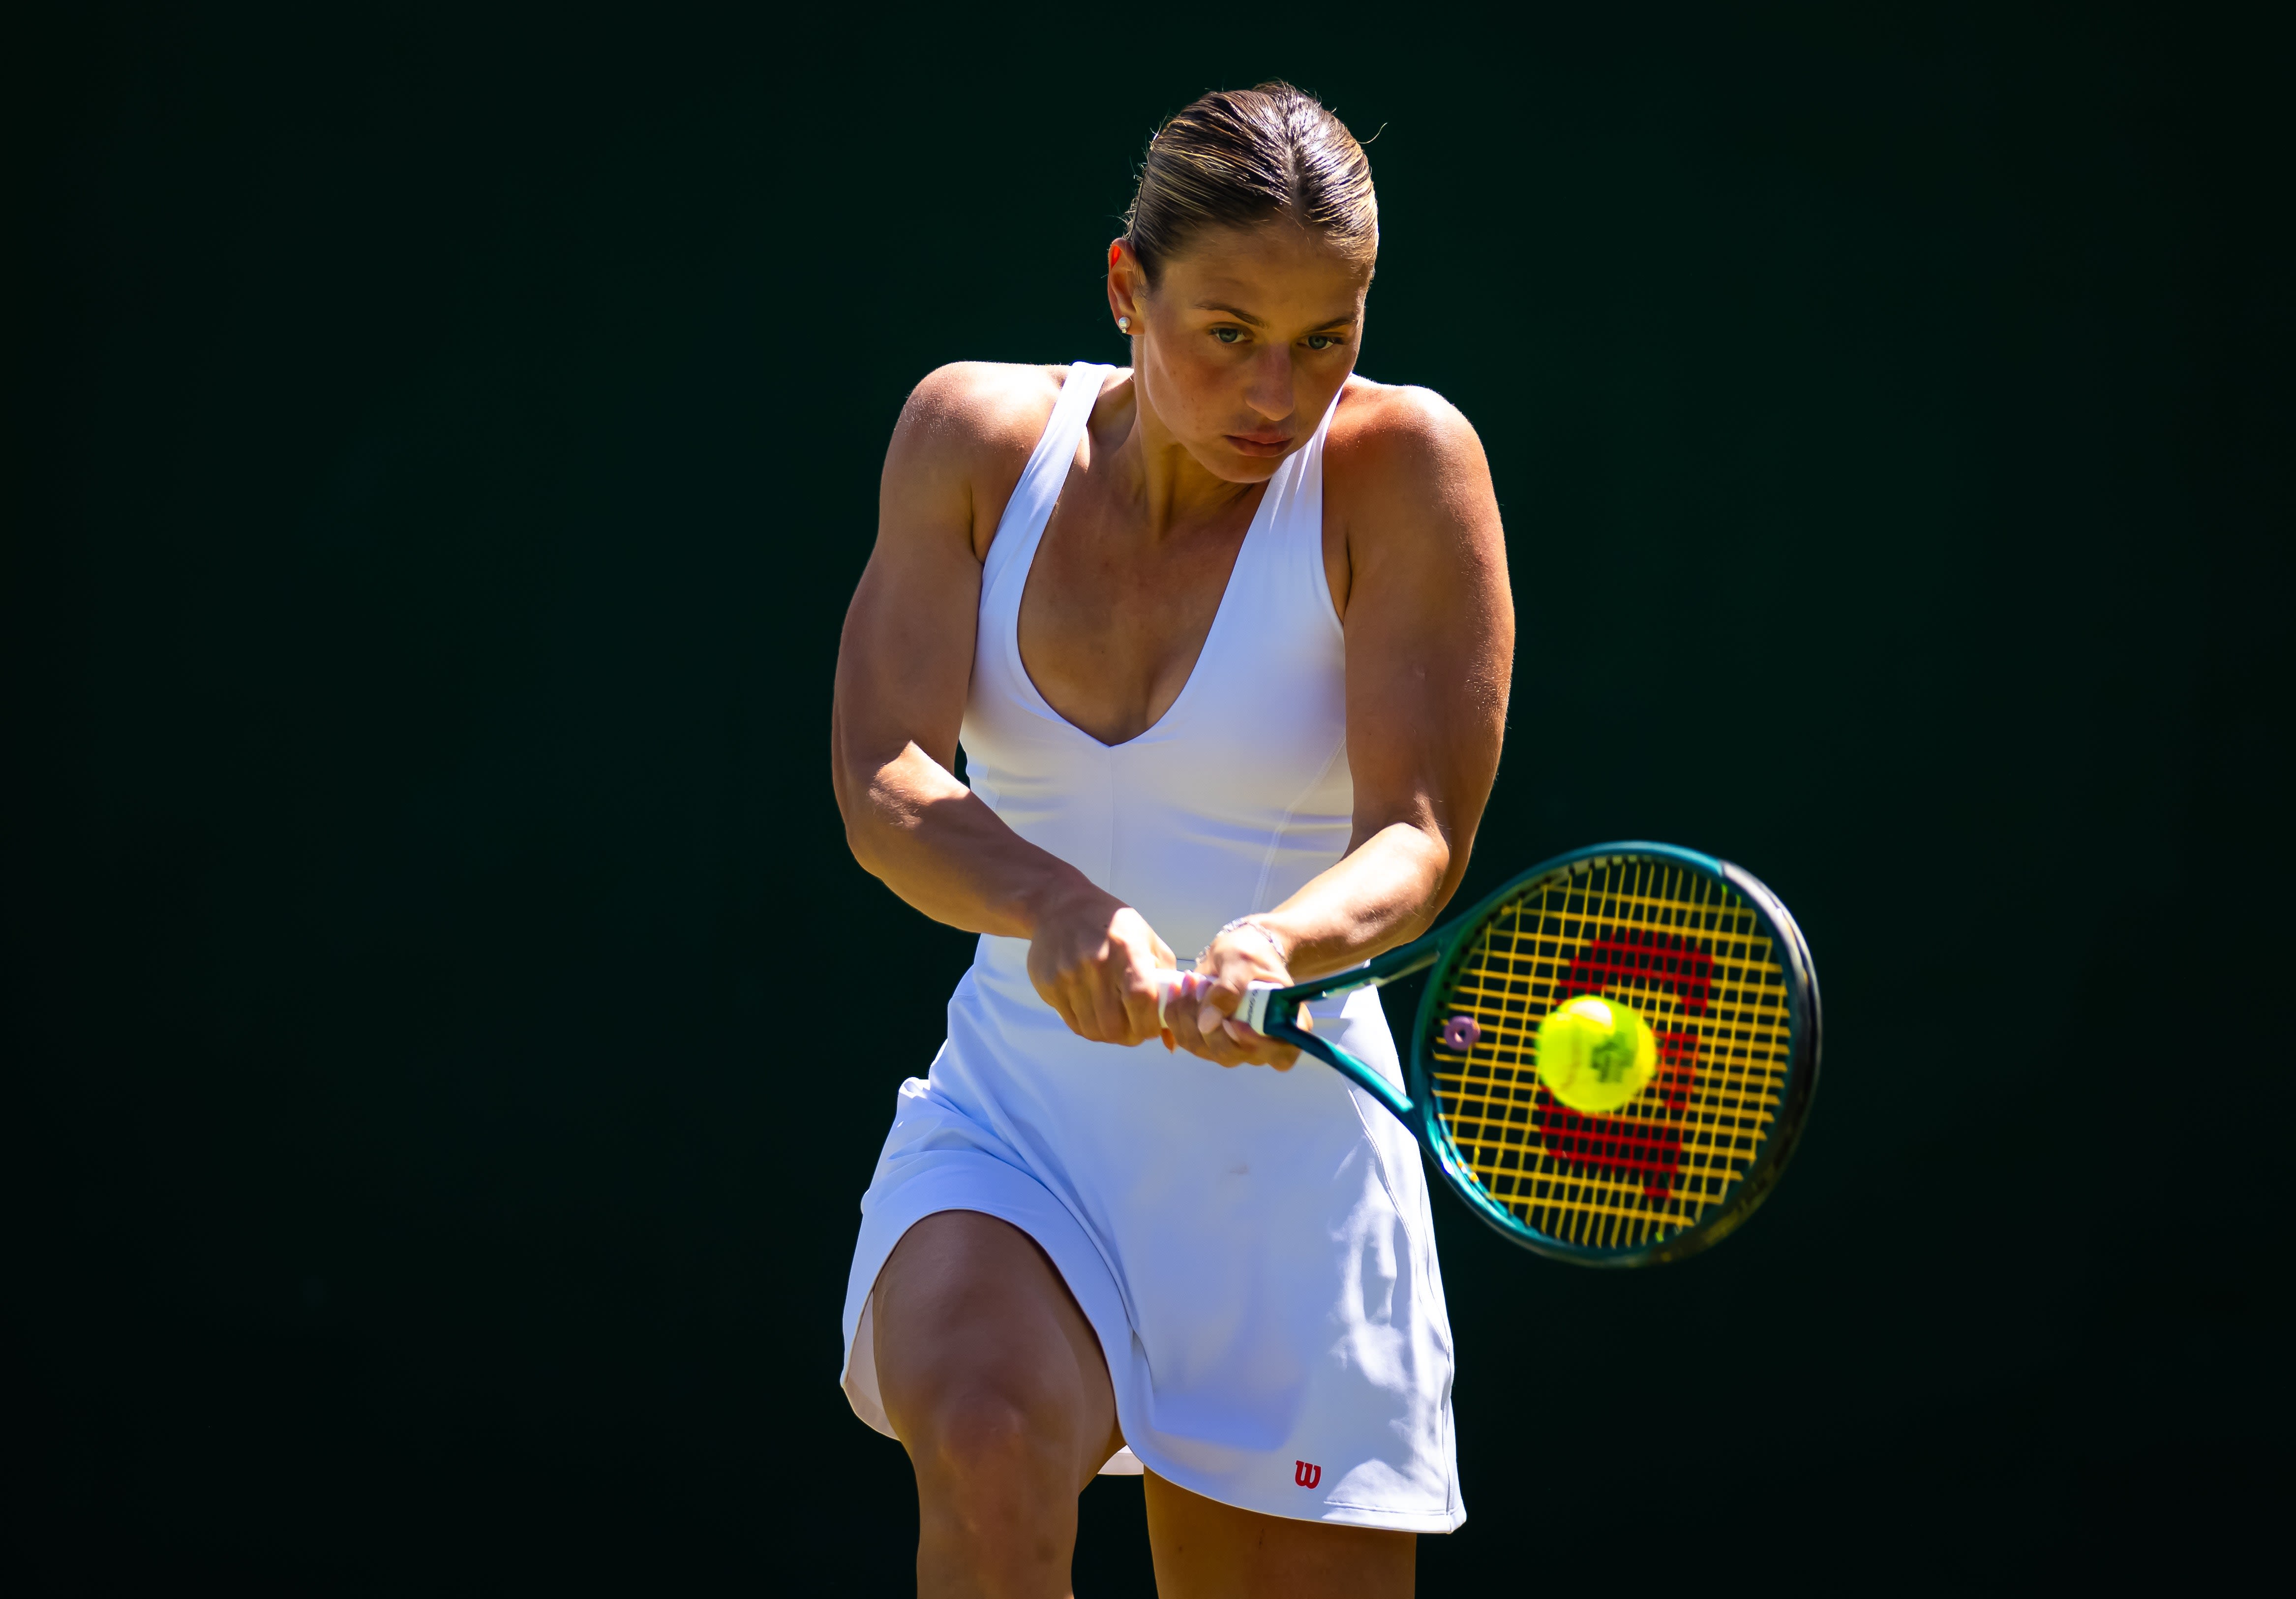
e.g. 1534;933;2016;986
1162;921;1304;1070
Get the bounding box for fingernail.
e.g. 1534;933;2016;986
1197;1005;1222;1032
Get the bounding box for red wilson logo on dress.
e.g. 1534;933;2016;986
1295;1460;1322;1489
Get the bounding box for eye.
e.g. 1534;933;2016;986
1305;334;1340;351
1212;326;1244;344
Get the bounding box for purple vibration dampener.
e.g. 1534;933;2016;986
1438;1015;1482;1051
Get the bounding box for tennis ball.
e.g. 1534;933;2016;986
1535;995;1657;1114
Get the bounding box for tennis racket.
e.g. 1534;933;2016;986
1154;841;1820;1266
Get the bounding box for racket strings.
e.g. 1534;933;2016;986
1427;856;1792;1252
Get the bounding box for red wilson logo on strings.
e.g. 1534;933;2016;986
1295;1460;1322;1489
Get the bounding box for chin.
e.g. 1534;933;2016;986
1209;449;1287;484
1187;432;1291;478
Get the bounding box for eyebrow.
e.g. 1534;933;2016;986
1194;300;1358;331
1195;300;1268;327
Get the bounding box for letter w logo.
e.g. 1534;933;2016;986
1294;1460;1322;1489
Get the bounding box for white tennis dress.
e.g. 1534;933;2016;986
839;362;1464;1532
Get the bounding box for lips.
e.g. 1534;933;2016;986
1225;432;1293;458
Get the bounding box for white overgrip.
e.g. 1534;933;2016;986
1149;970;1283;1034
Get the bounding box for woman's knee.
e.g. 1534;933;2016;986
872;1212;1118;1486
906;1383;1077;1488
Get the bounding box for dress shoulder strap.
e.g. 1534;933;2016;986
982;363;1112;598
1249;385;1347;636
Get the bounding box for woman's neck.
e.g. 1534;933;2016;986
1101;369;1267;540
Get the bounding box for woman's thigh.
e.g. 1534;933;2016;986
871;1208;1122;1489
1145;1471;1416;1599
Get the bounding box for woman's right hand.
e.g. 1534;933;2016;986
1026;888;1176;1047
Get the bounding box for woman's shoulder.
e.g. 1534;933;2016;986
889;361;1094;476
1322;376;1497;540
1325;375;1484;480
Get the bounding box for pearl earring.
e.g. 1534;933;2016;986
1118;316;1131;333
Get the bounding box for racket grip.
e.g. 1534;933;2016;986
1148;971;1282;1033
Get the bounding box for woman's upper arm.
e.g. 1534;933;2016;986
832;364;1053;789
1333;386;1515;896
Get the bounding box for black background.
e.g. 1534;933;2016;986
5;3;2290;1593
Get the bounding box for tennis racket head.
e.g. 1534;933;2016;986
1408;842;1820;1267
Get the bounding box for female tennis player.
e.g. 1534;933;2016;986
831;83;1511;1597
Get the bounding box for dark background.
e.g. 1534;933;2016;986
5;2;2289;1593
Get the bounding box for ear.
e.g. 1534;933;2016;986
1106;238;1147;329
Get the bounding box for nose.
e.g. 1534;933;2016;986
1242;347;1294;422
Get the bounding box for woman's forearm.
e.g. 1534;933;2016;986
1247;821;1452;982
846;733;1456;988
841;740;1105;939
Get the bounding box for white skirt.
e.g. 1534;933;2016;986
838;976;1465;1533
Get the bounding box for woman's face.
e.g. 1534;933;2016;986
1110;221;1374;483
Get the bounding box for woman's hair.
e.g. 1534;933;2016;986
1123;83;1378;286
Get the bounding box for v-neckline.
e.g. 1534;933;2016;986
1009;462;1274;751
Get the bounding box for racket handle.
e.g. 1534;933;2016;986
1149;970;1282;1033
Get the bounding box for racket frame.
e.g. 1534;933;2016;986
1248;840;1822;1267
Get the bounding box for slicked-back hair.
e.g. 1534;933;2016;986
1123;83;1378;286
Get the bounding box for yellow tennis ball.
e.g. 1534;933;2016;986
1535;995;1657;1113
